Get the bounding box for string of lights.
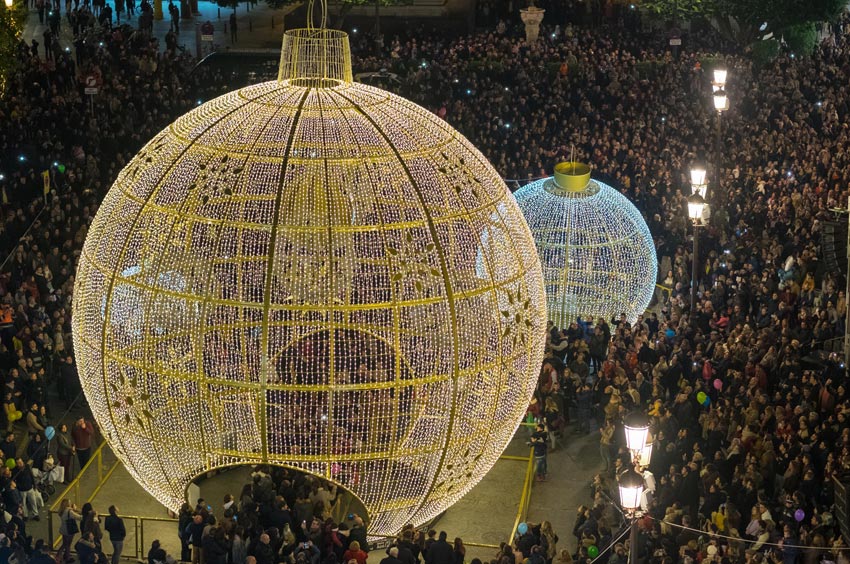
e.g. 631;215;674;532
72;26;547;537
646;515;841;552
514;163;657;327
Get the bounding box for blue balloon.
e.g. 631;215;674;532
45;426;55;440
518;522;528;535
702;397;711;407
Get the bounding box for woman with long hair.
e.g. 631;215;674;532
453;538;466;564
58;498;82;563
539;521;558;564
81;503;103;549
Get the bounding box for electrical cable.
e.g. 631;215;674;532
645;514;842;552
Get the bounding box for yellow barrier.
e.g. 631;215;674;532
370;447;535;552
48;441;122;549
46;441;536;559
509;448;535;541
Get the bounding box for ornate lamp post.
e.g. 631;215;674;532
687;191;707;312
620;411;651;564
711;69;728;190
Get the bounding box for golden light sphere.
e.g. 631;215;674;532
72;29;546;536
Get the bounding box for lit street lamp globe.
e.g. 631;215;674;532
72;28;546;537
513;162;657;328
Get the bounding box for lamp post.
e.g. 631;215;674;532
619;411;651;564
711;69;728;191
687;191;706;313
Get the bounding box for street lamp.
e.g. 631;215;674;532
618;467;646;564
713;91;728;112
619;410;653;564
712;68;727;90
4;0;12;8
637;436;653;468
687;192;706;312
618;468;644;512
690;167;707;198
623;411;650;453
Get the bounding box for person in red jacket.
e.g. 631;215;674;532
72;418;96;470
343;541;368;564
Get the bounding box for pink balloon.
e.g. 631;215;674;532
713;379;722;390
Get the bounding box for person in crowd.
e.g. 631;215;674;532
56;423;75;482
15;458;41;520
425;532;453;564
380;547;403;564
531;422;549;481
72;417;96;469
148;540;168;564
344;541;368;564
58;499;82;563
105;505;127;564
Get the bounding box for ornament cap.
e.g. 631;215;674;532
553;161;591;192
278;28;353;86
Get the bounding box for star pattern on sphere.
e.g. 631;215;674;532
189;154;245;204
109;367;154;429
434;446;482;495
501;286;535;348
387;231;440;293
437;151;483;202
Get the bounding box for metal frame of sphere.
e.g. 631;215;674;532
72;25;547;537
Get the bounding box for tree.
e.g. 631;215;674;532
0;0;27;89
637;0;846;48
712;0;844;42
216;0;239;12
783;22;818;55
638;0;713;23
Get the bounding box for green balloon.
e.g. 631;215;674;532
5;458;15;469
58;164;66;173
696;391;707;404
588;545;599;559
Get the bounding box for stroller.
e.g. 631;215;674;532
31;455;62;502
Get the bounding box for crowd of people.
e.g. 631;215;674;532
0;0;850;563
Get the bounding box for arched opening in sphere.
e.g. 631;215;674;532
187;462;371;531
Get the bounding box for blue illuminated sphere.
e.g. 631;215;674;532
514;170;657;328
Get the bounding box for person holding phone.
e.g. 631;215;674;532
293;539;320;564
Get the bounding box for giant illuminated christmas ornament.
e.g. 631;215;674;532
72;14;546;537
514;162;657;328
